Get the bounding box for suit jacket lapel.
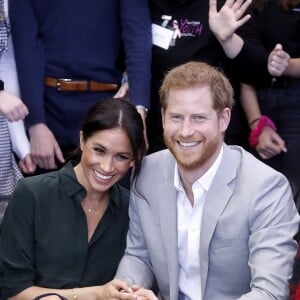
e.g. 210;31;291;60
199;145;238;296
157;158;179;299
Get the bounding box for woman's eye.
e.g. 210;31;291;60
94;147;104;154
115;155;130;161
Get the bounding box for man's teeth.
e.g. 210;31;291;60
94;170;113;180
179;141;199;147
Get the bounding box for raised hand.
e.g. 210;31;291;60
209;0;251;42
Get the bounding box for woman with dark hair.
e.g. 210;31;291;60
0;98;147;300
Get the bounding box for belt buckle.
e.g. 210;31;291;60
57;78;72;91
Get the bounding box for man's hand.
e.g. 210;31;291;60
256;126;287;160
114;82;129;99
29;123;65;170
0;91;29;122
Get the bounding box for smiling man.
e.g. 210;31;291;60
115;61;300;300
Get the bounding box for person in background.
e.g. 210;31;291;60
0;98;148;300
0;0;35;223
0;82;35;223
237;0;300;209
115;61;299;300
147;0;252;153
9;0;151;171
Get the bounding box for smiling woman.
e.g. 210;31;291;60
0;98;147;300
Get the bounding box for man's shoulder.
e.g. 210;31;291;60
137;149;175;183
142;149;175;169
225;144;288;183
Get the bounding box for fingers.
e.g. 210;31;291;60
274;43;283;51
235;13;251;28
224;0;236;8
54;142;65;164
113;82;129;98
134;288;158;300
0;91;29;121
231;0;250;12
29;124;62;170
256;128;287;159
256;142;280;159
31;146;56;170
209;0;217;13
270;131;287;153
112;279;132;293
232;0;252;23
4;102;29;122
268;44;290;76
257;149;274;160
19;155;36;174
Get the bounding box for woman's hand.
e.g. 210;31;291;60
268;44;290;77
91;279;133;300
117;285;158;300
209;0;251;43
256;126;287;159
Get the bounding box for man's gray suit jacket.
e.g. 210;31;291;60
116;144;300;300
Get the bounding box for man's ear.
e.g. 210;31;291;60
161;107;166;129
219;108;231;133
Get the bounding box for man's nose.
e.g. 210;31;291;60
179;119;194;137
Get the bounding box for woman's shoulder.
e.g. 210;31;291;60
17;169;61;191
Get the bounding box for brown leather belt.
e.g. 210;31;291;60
45;77;119;92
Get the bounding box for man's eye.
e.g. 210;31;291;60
171;115;182;121
194;115;205;121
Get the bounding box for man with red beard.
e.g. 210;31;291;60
115;61;300;300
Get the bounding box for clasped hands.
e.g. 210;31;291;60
104;280;157;300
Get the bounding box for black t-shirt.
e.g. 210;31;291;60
149;0;226;82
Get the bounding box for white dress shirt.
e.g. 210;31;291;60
174;146;223;300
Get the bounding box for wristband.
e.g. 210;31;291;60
0;80;4;91
249;115;276;148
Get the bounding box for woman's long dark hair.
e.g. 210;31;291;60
78;98;147;185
